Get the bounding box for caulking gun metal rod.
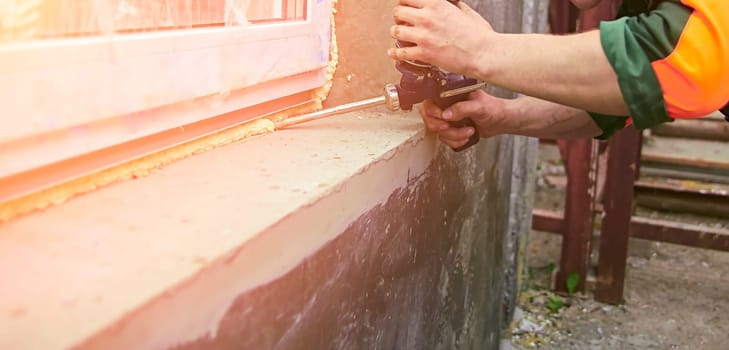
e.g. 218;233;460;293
277;96;387;128
440;82;487;98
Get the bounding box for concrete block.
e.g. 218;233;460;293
0;110;514;349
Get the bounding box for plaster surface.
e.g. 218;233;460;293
324;0;401;107
0;109;436;349
0;106;514;350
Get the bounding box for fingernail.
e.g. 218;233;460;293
387;48;395;57
442;110;453;120
467;128;475;136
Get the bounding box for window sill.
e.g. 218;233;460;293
0;108;437;349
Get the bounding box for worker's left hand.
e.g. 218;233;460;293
388;0;495;77
419;90;512;149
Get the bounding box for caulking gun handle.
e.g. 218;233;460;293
450;118;480;152
433;95;480;152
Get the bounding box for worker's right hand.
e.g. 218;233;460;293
389;0;495;78
419;90;511;149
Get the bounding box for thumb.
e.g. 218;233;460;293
442;98;484;122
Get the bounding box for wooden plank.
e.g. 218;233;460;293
596;127;642;304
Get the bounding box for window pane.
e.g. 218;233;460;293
0;0;306;42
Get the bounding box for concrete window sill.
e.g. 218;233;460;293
0;109;438;349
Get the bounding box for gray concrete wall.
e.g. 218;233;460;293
464;0;544;323
501;0;548;323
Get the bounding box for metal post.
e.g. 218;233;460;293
548;0;579;34
555;139;598;294
595;127;642;304
578;0;620;30
548;0;607;295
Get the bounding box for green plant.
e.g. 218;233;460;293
546;295;565;313
566;272;580;296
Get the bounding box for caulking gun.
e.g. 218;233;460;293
279;0;484;152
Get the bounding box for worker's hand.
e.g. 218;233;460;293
388;0;495;77
419;90;511;149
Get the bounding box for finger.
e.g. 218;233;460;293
439;134;470;150
389;24;425;45
418;104;450;131
442;99;483;122
423;114;451;131
421;99;442;118
387;45;425;63
393;5;423;25
439;126;476;142
398;0;425;8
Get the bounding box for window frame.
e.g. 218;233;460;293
0;0;333;202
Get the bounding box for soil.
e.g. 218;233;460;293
503;143;729;350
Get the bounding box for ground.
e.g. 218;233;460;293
503;142;729;350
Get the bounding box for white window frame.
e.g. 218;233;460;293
0;0;333;202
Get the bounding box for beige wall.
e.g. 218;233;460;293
324;0;401;107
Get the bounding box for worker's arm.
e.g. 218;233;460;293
389;0;629;116
419;90;602;149
391;0;729;139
